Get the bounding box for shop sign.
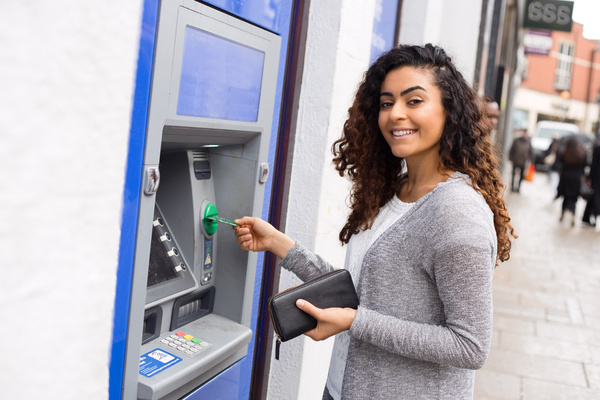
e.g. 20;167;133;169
524;29;553;55
523;0;573;32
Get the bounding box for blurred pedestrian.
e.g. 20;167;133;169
582;138;600;231
234;44;515;399
484;99;499;143
508;128;534;193
544;133;561;196
484;99;499;130
556;136;587;226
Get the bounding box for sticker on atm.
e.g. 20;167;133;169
139;348;182;377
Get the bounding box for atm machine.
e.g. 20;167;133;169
121;1;281;398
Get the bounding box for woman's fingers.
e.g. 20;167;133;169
296;299;357;341
234;226;253;248
296;299;320;318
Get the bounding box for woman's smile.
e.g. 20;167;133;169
391;129;417;138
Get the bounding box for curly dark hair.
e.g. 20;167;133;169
332;43;515;263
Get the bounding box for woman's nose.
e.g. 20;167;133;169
390;103;407;120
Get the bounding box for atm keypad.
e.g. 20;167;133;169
159;331;212;357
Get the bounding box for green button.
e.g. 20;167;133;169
192;338;201;343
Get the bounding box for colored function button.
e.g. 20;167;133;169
192;338;201;343
184;335;193;340
176;331;185;337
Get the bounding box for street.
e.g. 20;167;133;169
474;170;600;399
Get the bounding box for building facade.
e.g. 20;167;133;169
514;21;600;135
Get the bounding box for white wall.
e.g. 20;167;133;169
399;0;483;82
267;1;376;399
0;2;143;399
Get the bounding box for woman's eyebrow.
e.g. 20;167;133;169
400;86;426;96
379;86;427;98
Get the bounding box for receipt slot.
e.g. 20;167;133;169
120;1;281;399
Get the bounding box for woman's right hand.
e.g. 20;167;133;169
234;216;295;259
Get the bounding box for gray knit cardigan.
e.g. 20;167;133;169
280;173;497;399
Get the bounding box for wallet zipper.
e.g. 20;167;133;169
275;337;281;360
268;297;283;360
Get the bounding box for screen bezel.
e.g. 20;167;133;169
165;6;281;140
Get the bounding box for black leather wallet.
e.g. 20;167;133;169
268;269;359;344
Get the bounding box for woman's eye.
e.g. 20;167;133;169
380;101;393;109
408;99;423;105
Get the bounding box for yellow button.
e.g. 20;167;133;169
184;335;194;340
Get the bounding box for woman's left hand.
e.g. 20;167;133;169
295;299;357;341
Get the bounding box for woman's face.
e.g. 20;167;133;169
378;66;446;163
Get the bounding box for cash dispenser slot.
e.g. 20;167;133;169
170;287;216;330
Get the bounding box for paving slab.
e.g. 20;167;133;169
474;172;600;399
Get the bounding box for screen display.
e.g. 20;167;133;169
147;227;178;287
177;26;266;122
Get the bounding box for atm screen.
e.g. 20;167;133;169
147;227;178;287
176;26;265;122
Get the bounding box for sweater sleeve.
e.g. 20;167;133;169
349;190;496;370
279;242;336;282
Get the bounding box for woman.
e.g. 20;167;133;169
556;136;587;226
583;140;600;231
234;44;514;399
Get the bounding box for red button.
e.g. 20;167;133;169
176;331;185;337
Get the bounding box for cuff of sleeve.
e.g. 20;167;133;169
349;306;368;339
280;241;303;270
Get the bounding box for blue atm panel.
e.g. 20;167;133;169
119;1;281;399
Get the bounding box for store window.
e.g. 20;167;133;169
554;40;574;91
370;0;400;64
512;108;529;131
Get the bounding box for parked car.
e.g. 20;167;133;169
531;121;579;169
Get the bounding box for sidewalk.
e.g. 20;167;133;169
474;172;600;399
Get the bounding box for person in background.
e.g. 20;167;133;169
508;128;534;193
484;99;500;143
234;44;515;400
544;133;561;196
484;100;499;130
582;137;600;231
556;136;587;227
